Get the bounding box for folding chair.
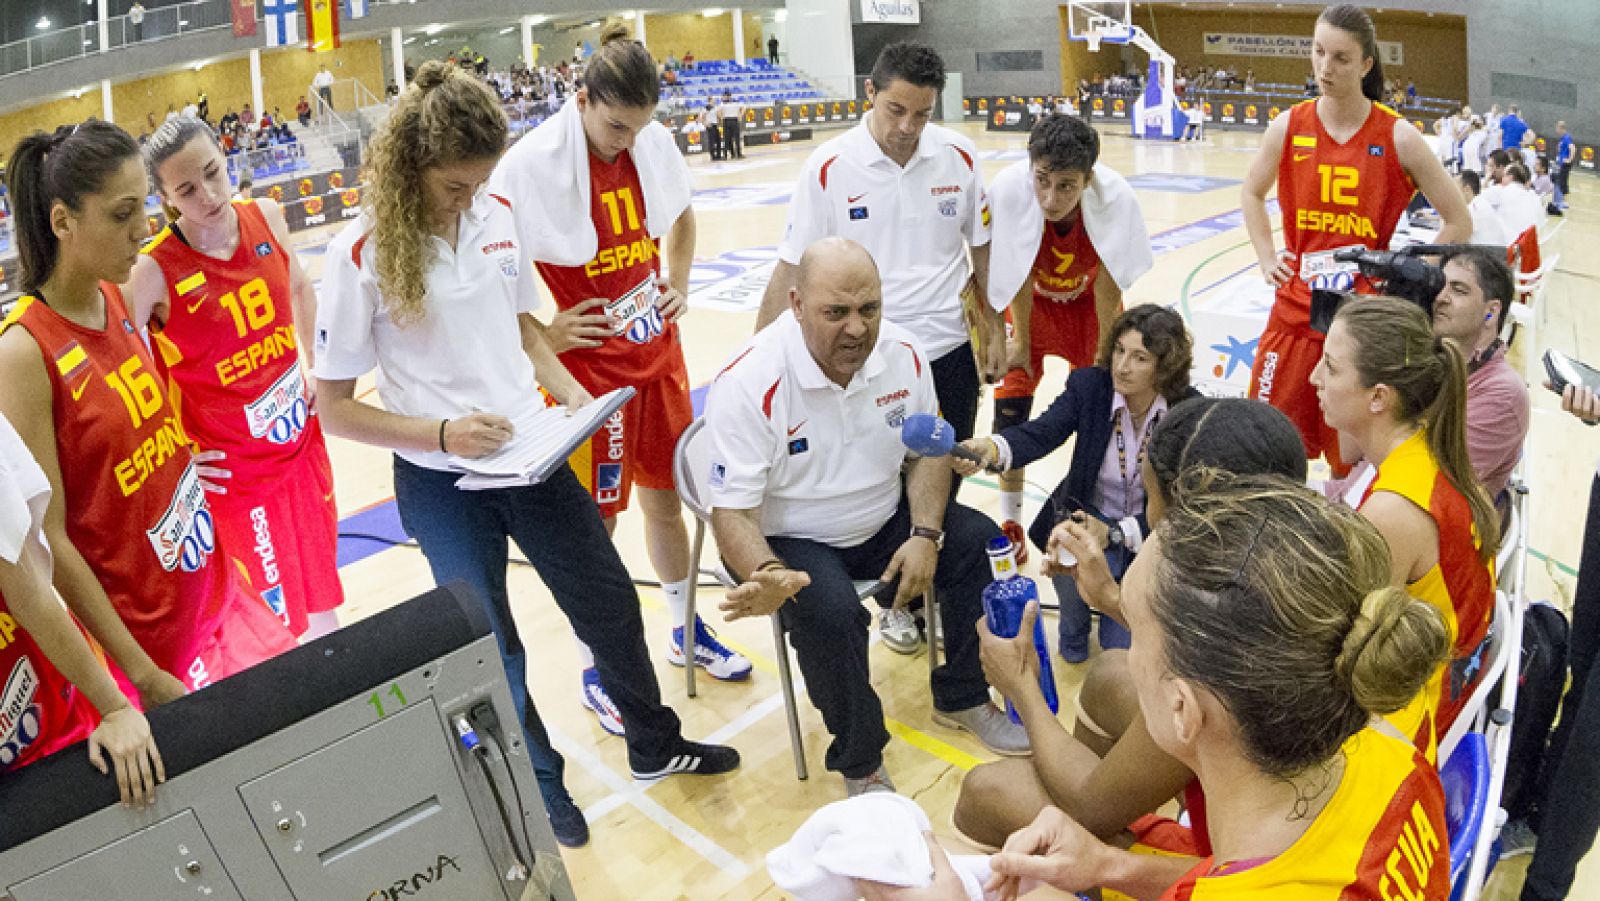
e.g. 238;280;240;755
672;418;942;781
1442;731;1492;899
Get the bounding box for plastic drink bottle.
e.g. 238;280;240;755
982;536;1059;725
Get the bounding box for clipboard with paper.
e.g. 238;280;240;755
446;386;637;490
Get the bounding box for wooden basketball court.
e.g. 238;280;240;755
290;120;1597;900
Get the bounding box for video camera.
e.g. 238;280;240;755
1307;244;1466;334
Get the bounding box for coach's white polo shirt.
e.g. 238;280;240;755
314;193;544;472
778;115;991;359
705;312;937;548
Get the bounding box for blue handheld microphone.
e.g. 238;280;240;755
901;414;1003;474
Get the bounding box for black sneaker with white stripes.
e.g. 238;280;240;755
629;739;741;782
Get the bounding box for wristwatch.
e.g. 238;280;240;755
910;526;945;550
1106;524;1124;549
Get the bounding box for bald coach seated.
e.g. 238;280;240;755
704;237;1028;797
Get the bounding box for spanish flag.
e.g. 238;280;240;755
306;0;339;52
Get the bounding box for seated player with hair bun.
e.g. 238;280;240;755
952;398;1311;850
859;471;1452;900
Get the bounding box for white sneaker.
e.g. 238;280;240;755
879;607;923;655
669;617;753;681
580;668;625;736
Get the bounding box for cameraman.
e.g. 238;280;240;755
1430;247;1528;503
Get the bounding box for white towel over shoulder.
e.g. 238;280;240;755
489;98;693;267
986;160;1153;310
767;793;992;901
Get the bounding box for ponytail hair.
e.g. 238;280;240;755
1149;470;1449;778
583;22;659;110
143;115;222;193
1318;3;1386;103
1333;297;1500;562
365;60;506;327
5;120;140;294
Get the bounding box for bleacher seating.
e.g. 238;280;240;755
667;59;825;107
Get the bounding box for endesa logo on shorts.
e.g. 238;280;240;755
596;413;626;504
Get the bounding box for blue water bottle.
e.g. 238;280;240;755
982;535;1059;725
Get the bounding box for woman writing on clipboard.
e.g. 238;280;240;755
313;62;738;849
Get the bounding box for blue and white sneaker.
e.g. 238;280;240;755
669;617;754;681
580;667;625;736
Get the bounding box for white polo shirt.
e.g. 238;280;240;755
778;115;992;359
0;413;51;575
314;193;545;472
705;313;937;548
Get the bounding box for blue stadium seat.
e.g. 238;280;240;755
1441;732;1490;901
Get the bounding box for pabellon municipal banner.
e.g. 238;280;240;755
861;0;920;24
1204;32;1402;66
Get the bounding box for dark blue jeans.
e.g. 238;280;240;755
768;499;999;779
1051;546;1132;658
392;458;684;799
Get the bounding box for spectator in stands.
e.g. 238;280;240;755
682;50;696;69
313;64;335;114
219;107;240;135
1533;156;1559;215
719;90;744;160
1429;247;1527;504
128;2;145;42
708;237;1027;796
1461;116;1486;174
1243;68;1256;93
1496;163;1545;240
1406;79;1417;105
664;51;679;71
196;91;209;123
1554;120;1574;211
769;34;780;64
241;103;255;129
1458;171;1508;247
234;175;253;201
1500;103;1529;149
296;96;311;126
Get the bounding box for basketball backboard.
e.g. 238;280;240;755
1067;1;1134;52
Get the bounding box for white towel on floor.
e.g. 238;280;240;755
766;793;991;901
986;160;1153;309
490;96;693;267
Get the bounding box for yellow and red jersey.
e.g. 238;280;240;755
535;149;678;387
1;287;224;680
0;602;97;772
1272;100;1415;332
1362;430;1495;760
1152;729;1450;901
142;199;320;473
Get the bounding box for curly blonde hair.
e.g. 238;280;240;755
365;60;507;326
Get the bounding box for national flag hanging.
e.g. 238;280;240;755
263;0;298;47
345;0;368;18
306;0;340;52
231;0;257;38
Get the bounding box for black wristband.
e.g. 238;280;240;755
438;418;449;452
754;558;785;574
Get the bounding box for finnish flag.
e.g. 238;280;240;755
264;0;300;47
346;0;368;18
